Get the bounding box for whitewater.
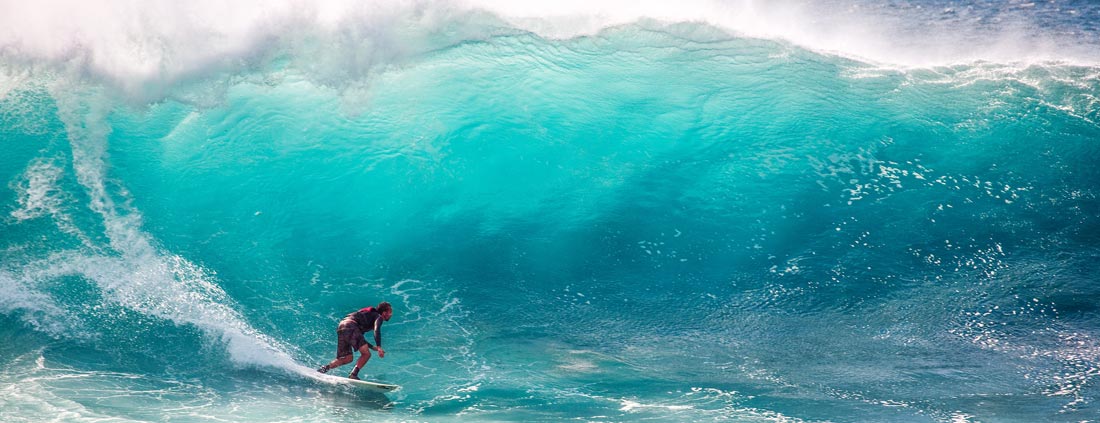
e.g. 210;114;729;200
1;1;1098;422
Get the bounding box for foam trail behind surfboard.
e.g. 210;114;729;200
24;84;308;373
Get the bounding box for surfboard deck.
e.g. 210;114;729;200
295;364;400;393
313;372;400;393
341;376;400;392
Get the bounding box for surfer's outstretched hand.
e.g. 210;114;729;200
377;347;386;358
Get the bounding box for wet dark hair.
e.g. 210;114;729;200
377;302;392;313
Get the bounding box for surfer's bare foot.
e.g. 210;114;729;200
348;374;360;380
317;365;331;374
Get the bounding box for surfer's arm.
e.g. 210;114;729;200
373;317;383;349
372;317;385;357
359;318;383;350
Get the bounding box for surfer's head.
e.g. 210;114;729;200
378;301;393;321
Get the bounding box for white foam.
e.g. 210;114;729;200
0;270;70;336
1;0;1096;97
10;160;65;221
0;379;108;423
620;399;693;412
3;83;304;372
0;65;29;101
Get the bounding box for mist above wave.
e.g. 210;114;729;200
1;0;1098;99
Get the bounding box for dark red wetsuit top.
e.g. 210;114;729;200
341;307;384;349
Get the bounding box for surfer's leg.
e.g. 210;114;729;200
348;345;372;379
319;354;354;373
321;328;360;373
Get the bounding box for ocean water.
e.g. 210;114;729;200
1;1;1099;422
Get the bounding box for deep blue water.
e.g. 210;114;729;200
1;1;1099;421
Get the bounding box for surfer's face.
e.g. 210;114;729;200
382;310;393;321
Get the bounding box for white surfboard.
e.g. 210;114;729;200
294;365;400;393
322;373;400;393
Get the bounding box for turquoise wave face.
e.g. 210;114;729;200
2;23;1099;422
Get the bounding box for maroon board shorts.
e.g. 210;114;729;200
336;319;367;359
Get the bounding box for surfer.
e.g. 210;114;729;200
317;302;393;380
